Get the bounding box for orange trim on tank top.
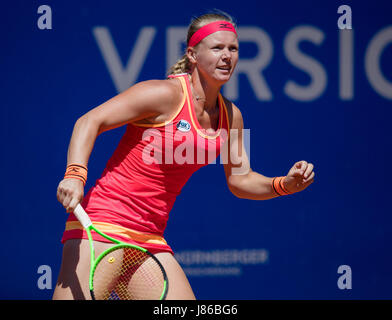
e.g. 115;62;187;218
65;221;168;245
221;95;231;140
184;75;229;140
130;75;231;141
187;92;224;139
130;77;187;128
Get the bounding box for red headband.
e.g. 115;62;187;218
188;20;237;47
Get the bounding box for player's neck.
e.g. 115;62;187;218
189;71;220;112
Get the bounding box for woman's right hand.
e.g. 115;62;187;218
57;178;84;213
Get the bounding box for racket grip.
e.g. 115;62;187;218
73;204;92;228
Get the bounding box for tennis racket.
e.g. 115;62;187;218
73;203;168;300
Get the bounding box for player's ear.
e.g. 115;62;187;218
186;47;197;64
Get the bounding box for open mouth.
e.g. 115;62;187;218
217;66;231;71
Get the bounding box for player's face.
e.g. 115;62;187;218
192;31;239;84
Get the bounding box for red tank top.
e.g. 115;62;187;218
64;74;230;251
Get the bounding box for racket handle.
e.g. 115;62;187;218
73;204;92;229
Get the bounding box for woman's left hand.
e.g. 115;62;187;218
283;160;315;194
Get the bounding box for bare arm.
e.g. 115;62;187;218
223;103;279;200
223;102;315;200
67;80;181;166
58;79;182;212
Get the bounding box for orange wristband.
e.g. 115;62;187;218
64;164;88;186
272;176;291;196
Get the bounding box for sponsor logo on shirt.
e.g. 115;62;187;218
176;119;191;132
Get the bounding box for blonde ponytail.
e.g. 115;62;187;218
167;54;191;76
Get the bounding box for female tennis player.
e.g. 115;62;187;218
53;12;315;300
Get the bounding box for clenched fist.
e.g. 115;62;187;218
283;160;315;194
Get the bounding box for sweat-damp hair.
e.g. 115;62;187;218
167;11;237;76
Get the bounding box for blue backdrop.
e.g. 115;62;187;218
1;0;391;299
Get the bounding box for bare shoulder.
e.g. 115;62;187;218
130;78;182;110
221;95;244;130
133;78;180;94
81;77;185;132
127;78;184;124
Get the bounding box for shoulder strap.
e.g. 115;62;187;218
167;73;188;79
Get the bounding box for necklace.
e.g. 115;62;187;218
189;78;218;113
195;95;206;101
190;85;206;102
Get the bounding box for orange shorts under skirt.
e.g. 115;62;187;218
61;220;174;255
